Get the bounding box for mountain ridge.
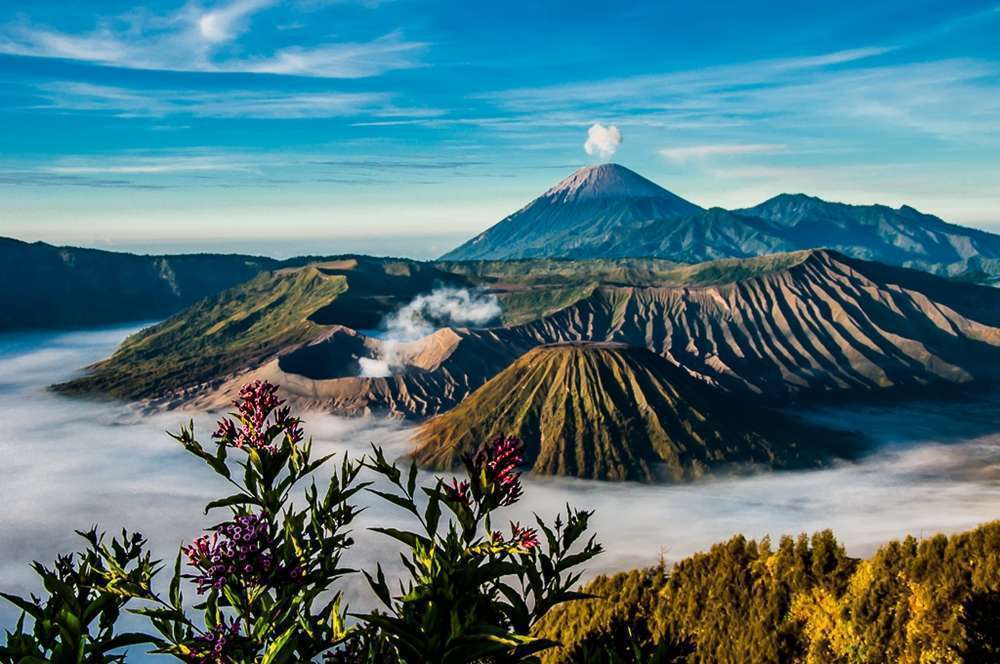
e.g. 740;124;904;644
440;165;1000;281
413;342;862;481
55;249;1000;419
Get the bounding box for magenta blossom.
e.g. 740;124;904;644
443;478;471;506
490;522;539;552
212;380;303;452
509;522;539;550
184;513;274;594
466;436;524;507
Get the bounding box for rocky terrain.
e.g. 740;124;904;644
413;342;861;481
56;250;1000;419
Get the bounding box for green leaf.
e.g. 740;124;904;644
406;462;418;497
369;527;430;550
0;593;43;621
169;550;183;609
95;632;160;653
203;492;260;514
366;489;419;516
260;626;296;664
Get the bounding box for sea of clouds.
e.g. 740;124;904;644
1;325;999;658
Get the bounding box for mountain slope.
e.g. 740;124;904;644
0;237;279;330
57;250;1000;417
509;250;1000;399
54;257;471;400
440;164;703;261
439;165;1000;281
413;343;861;481
738;193;1000;274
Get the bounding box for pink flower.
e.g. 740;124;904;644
466;436;524;507
443;478;471;506
211;380;303;452
509;522;539;550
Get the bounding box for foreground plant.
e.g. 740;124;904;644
2;381;606;663
0;529;157;663
354;436;603;662
135;380;367;662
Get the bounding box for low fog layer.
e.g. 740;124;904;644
2;326;1000;648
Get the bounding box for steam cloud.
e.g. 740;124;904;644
359;287;502;377
3;326;1000;637
584;123;622;160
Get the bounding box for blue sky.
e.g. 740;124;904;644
1;0;999;258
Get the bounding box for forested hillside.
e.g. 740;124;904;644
535;522;1000;663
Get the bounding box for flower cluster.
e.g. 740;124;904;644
466;436;524;508
212;380;303;452
442;477;471;506
489;521;539;553
184;513;274;594
185;618;243;663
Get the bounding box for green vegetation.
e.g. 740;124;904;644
414;343;861;481
54;257;468;400
54;266;349;399
2;381;600;663
535;523;1000;663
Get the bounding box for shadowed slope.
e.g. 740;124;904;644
440;164;703;261
507;250;1000;400
413;343;861;481
0;237;279;331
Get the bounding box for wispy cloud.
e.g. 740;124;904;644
0;2;426;78
660;144;786;162
33;82;440;120
480;47;1000;143
44;155;252;175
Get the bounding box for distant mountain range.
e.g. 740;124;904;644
413;342;861;482
0;238;280;331
441;164;1000;282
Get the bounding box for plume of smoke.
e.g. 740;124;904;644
584;123;622;160
359;287;501;377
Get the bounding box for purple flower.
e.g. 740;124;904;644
211;380;303;452
184;513;274;594
185;618;243;663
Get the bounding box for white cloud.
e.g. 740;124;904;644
197;0;272;42
33;82;437;120
44;155;251;175
660;144;787;162
583;123;622;160
481;47;1000;144
0;2;425;78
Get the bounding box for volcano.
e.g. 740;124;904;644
439;163;703;261
412;342;861;482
